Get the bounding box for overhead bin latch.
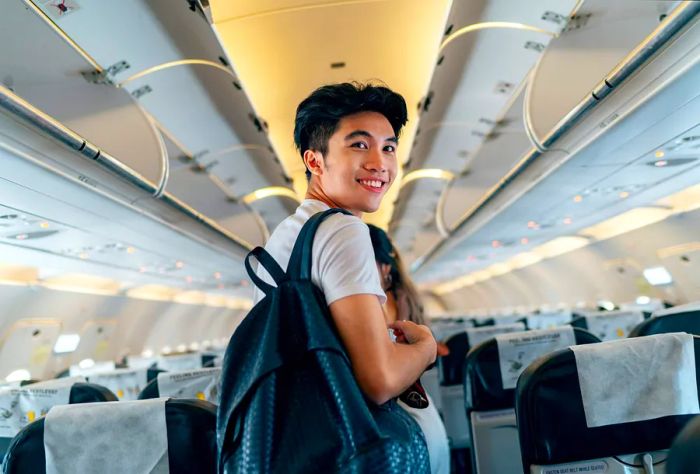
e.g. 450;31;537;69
82;60;130;85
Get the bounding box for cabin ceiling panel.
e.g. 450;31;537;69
210;0;453;228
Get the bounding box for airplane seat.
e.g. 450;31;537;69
464;328;599;474
437;332;471;449
630;306;700;337
138;367;221;404
569;311;644;341
0;382;116;464
437;323;525;450
667;414;700;474
2;399;217;474
516;334;700;473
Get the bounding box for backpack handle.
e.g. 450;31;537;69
287;208;352;280
244;246;287;295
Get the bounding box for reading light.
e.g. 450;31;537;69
53;334;80;354
400;169;455;188
598;300;616;311
242;186;300;204
643;266;673;286
573;195;583;203
78;358;95;369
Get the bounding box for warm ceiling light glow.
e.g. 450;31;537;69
214;272;222;279
510;252;543;269
126;247;136;254
520;237;529;245
78;358;95;369
573;195;583;203
400;169;455;188
619;191;630;199
563;217;573;225
16;234;28;241
78;252;88;259
40;222;49;229
0;264;38;285
439;21;557;53
580;207;672;241
655;150;665;158
533;236;588;259
242;186;300;205
175;261;184;269
491;240;501;248
657;183;700;214
527;220;538;229
126;285;180;301
654;160;668;167
41;274;122;295
636;295;652;305
209;0;453;229
487;262;511;277
174;291;206;305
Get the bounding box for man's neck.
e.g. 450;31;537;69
305;184;362;218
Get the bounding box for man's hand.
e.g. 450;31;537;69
389;320;437;365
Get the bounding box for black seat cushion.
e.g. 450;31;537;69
668;414;700;474
138;378;160;399
629;310;700;337
515;338;700;468
464;328;599;412
3;399;217;474
438;332;468;385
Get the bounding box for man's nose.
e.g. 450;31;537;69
364;147;387;172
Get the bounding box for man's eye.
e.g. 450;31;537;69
384;145;396;153
352;142;368;149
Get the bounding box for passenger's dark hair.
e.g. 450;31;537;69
368;224;425;326
294;82;408;178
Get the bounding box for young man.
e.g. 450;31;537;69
255;83;436;404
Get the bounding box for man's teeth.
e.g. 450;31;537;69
360;179;383;188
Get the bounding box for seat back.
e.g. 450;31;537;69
437;323;525;449
516;335;700;472
569;310;644;341
138;367;221;404
465;328;599;474
2;399;216;474
0;381;116;463
630;304;700;337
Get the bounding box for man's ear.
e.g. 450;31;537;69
303;149;324;177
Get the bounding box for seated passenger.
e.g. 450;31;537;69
369;224;450;474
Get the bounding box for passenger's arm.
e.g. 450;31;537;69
329;293;436;405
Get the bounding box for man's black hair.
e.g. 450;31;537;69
294;82;408;178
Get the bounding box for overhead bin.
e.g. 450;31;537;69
0;85;253;290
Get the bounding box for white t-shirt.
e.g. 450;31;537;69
253;199;386;305
398;394;450;474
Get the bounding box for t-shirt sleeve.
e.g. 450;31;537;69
315;217;387;306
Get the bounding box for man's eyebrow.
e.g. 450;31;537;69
344;130;398;143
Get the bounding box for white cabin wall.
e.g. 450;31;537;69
439;207;700;313
0;285;242;379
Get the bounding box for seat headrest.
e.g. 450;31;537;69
571;310;644;341
630;307;700;337
438;323;525;386
84;368;149;401
2;399;217;474
516;336;700;468
465;328;599;412
157;353;203;372
150;368;221;404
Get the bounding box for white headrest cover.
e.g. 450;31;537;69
496;326;576;390
465;323;526;347
583;310;644;341
0;377;80;438
571;333;700;427
44;398;169;474
86;368;148;401
157;368;221;404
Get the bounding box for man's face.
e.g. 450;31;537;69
314;111;398;214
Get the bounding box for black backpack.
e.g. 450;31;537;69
217;209;430;473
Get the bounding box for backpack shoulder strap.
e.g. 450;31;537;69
245;246;287;296
286;208;352;280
